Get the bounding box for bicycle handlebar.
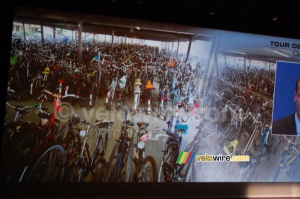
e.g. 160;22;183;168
6;102;37;113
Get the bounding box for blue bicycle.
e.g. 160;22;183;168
253;124;272;155
104;107;134;182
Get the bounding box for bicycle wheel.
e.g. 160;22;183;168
182;157;195;182
273;148;291;182
65;158;86;182
1;130;36;181
158;145;176;182
253;134;263;151
137;156;157;182
191;85;198;96
2;122;17;149
92;131;109;180
158;104;162;118
79;97;87;107
89;82;98;107
182;150;205;182
104;141;121;182
125;135;135;182
23;144;66;182
61;125;81;164
164;108;169;121
231;96;246;108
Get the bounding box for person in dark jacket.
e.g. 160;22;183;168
272;77;300;136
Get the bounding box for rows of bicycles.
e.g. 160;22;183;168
171;70;300;182
1;85;199;182
7;37;205;119
2;88;154;182
4;36;299;183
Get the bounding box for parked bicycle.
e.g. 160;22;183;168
157;115;189;182
126;122;158;182
104;107;134;182
64;113;113;182
273;136;300;182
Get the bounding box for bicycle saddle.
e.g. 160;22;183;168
38;111;51;119
177;103;184;108
96;120;114;128
125;120;134;126
137;122;149;129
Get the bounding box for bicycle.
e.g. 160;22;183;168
105;76;118;110
144;80;155;115
157;115;189;182
19;144;66;182
2;90;66;181
104;107;134;182
2;102;38;149
253;123;272;155
64;113;113;182
243;112;264;154
157;85;168;121
182;122;230;182
132;77;142;115
127;122;158;182
273;136;300;182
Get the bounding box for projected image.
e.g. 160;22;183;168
272;61;300;136
2;6;300;183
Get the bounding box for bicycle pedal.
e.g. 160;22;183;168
178;172;185;177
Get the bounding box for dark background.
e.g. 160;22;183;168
1;0;300;198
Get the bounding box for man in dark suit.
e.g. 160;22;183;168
272;77;300;136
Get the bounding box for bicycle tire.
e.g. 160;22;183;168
79;97;87;107
253;134;262;151
104;141;120;182
22;144;66;182
125;135;135;182
182;156;195;182
65;158;86;182
164;109;169;121
231;96;246;108
92;131;108;178
158;145;175;182
61;125;81;164
191;85;198;96
89;82;98;107
2;130;37;181
158;104;162;118
137;156;158;182
2;122;17;149
273;164;284;182
273;148;290;182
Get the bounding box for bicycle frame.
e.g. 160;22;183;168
66;114;112;182
259;125;271;153
243;114;263;154
133;82;142;113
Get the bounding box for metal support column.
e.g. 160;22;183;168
78;21;83;65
